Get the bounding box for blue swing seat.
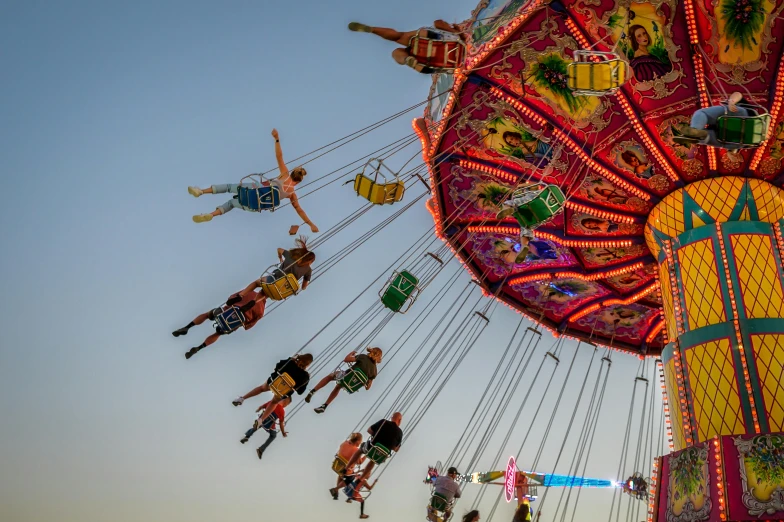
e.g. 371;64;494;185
237;185;281;211
215;306;245;333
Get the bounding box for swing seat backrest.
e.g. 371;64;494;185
332;454;349;474
261;272;300;301
381;270;420;313
215;306;245;333
354;173;406;205
366;442;391;465
237;185;281;211
567;51;629;96
512;185;566;228
409;29;466;70
716;113;771;147
339;367;369;394
430;493;451;512
269;372;296;399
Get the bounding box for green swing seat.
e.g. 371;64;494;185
381;270;420;313
339;367;369;394
510;185;566;228
716;113;772;148
366;443;391;465
430;493;450;512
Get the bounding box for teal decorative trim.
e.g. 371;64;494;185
729;180;753;221
682;190;715;231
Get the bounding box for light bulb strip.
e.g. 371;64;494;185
614;92;680;182
564;201;637;224
658;359;675;451
751;54;784;170
715;224;760;433
683;0;717;171
646;319;665;344
487;86;652;201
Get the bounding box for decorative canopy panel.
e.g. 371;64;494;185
421;0;784;355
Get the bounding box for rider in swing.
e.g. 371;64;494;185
495;181;543;264
305;347;383;414
348;20;466;74
188;129;319;232
673;91;757;150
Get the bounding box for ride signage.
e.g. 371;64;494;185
504;456;516;503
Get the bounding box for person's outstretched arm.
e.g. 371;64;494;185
271;129;289;178
289;193;319;233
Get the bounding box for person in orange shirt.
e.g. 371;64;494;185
172;288;267;360
331;433;365;500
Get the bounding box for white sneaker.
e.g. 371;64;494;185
188;186;203;197
232;396;244;406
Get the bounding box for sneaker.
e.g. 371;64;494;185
172;326;189;337
304;390;315;403
348;22;372;32
674;124;708;141
240;437;248;444
185;347;200;359
515;246;530;264
330;487;339;500
495;207;515;220
188;186;203;198
192;213;213;223
314;404;327;414
232;396;244;407
672;135;700;147
256;447;264;460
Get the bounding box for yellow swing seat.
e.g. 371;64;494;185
352;158;405;205
269;372;296;399
332;455;349;474
354;173;406;205
567;50;629;96
260;267;300;301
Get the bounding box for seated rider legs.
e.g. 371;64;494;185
232;382;271;406
173;308;226;359
675;105;749;149
189;182;259;223
305;372;339;403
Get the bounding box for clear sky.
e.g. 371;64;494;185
0;2;667;522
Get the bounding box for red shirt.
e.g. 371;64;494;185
260;401;286;428
227;290;266;330
242;297;266;330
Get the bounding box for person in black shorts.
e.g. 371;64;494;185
232;354;313;424
306;347;383;414
344;413;403;488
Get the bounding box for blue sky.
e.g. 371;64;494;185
0;2;666;521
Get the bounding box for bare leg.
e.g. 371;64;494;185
313;372;337;393
367;27;417;46
201;332;221;347
392;48;412;65
324;384;342;406
257;396;283;423
243;383;270;401
358;462;376;484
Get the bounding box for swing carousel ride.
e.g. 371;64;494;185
189;1;784;521
407;0;784;521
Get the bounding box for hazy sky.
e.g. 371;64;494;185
0;2;666;522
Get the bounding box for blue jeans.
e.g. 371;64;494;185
212;182;259;214
691;105;749;149
245;423;277;451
